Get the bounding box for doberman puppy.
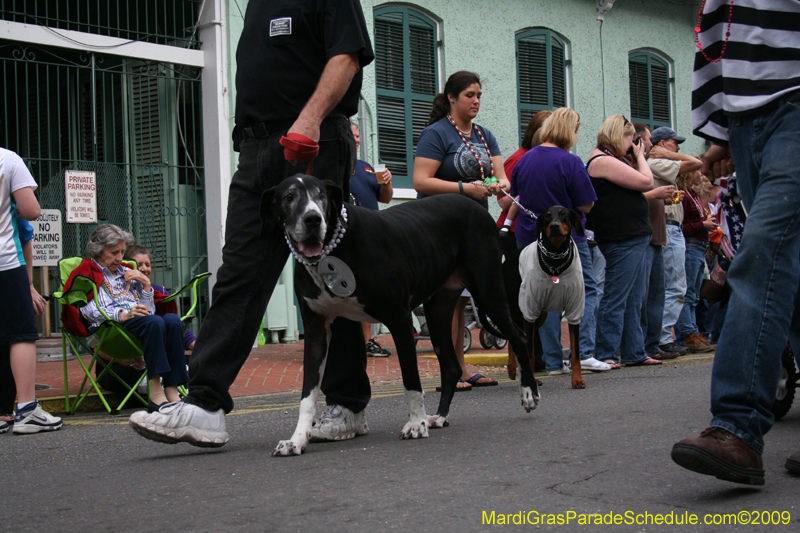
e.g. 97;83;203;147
262;175;540;456
510;205;587;389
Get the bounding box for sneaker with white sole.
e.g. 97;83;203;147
580;357;612;372
547;360;572;376
365;338;390;357
0;421;9;434
309;405;369;442
13;402;63;434
129;401;229;448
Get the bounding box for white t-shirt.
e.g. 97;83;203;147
0;148;38;271
518;240;585;325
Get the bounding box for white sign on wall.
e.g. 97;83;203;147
65;170;97;223
31;209;62;267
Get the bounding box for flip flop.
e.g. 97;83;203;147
625;357;663;366
436;379;472;392
603;360;622;370
464;373;498;387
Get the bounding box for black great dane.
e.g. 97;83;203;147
263;175;539;456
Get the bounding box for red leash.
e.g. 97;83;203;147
280;133;319;174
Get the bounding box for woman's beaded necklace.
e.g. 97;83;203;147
97;264;141;313
695;0;734;63
101;279;140;302
446;113;497;185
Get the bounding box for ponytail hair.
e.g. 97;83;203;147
426;71;482;126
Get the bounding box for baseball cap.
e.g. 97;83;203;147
650;127;686;145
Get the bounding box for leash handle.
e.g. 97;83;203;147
280;133;319;174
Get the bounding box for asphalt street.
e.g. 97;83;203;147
4;353;799;532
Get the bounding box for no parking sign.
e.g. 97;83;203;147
31;209;62;267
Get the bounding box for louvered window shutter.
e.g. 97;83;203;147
629;52;672;130
374;7;438;188
516;30;567;144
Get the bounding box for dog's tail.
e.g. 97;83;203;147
478;307;506;340
479;231;522;342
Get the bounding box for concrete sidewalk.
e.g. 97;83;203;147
34;329;523;414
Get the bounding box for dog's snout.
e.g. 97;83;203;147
303;212;322;228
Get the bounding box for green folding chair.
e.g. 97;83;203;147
53;257;210;414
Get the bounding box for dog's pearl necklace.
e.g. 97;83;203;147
285;206;348;267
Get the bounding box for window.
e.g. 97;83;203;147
374;6;439;189
516;29;568;144
629;51;672;130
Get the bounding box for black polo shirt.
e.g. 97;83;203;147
234;0;374;129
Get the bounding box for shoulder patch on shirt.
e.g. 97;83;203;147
270;17;292;37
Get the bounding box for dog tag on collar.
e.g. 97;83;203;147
552;276;560;284
317;257;356;297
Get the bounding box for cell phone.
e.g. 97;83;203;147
632;136;641;146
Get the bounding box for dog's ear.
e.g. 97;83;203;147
259;186;280;239
322;179;344;224
569;209;584;237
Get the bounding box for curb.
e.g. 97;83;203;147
40;393;146;416
420;352;508;367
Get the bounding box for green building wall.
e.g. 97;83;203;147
357;0;703;213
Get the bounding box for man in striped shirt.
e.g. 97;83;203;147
672;0;800;484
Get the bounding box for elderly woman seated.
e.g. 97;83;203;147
62;224;187;413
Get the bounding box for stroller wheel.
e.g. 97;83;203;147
479;328;494;350
773;343;797;421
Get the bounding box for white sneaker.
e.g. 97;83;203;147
547;361;571;376
309;405;369;442
129;401;228;448
580;357;612;372
13;402;63;434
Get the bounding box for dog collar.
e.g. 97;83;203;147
285;205;348;267
537;238;574;282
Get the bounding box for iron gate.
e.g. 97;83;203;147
0;37;208;334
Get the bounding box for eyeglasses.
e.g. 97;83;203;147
575;121;582;133
622;116;630;126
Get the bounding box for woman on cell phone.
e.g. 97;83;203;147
585;115;660;369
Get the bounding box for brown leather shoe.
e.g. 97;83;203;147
671;427;764;485
787;452;800;475
683;332;714;353
648;348;679;360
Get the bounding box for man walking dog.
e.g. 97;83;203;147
129;0;375;447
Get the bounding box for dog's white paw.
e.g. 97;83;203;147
427;415;449;429
400;419;429;439
520;386;540;413
272;438;306;456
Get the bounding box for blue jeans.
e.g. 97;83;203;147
540;240;597;371
641;244;665;353
595;235;650;364
123;314;189;386
676;238;707;336
584;245;606;354
660;224;686;345
709;99;800;454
